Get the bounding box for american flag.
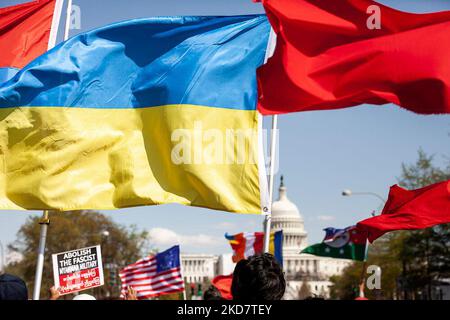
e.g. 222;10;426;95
119;246;185;299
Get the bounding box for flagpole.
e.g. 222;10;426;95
358;234;371;298
32;0;69;300
358;259;368;298
47;0;64;50
63;0;73;41
263;28;277;254
178;250;187;300
32;211;50;300
263;115;278;253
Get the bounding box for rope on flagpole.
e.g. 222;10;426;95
32;0;71;300
263;28;277;254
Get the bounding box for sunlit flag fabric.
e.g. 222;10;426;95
211;274;233;300
225;231;283;264
0;0;61;83
256;0;450;115
357;180;450;242
0;15;270;213
301;226;368;261
119;246;184;299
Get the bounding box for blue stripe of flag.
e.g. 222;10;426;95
0;15;270;110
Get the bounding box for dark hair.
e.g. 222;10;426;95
203;285;225;301
0;274;28;300
231;253;285;300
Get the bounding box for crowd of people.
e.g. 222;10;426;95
0;253;287;301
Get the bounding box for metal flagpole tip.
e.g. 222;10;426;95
39;211;50;225
342;189;352;196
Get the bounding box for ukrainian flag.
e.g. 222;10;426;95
0;15;270;213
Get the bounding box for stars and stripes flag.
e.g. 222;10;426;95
119;246;185;299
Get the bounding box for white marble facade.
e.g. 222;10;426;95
181;253;235;284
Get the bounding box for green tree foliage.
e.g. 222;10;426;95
396;149;450;299
398;149;450;189
329;239;402;300
330;149;449;300
329;263;361;300
5;210;149;300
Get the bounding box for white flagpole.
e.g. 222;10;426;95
263;28;278;254
63;0;73;41
178;249;188;300
47;0;64;50
32;0;66;300
32;211;50;300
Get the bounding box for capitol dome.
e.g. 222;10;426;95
272;176;302;219
271;176;308;254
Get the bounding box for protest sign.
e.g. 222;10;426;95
52;245;104;295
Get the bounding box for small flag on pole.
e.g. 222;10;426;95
301;226;368;261
119;246;185;300
225;231;283;264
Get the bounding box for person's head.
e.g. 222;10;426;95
203;285;225;300
72;294;96;300
231;253;285;300
0;274;28;300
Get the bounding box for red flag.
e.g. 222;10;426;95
257;0;450;115
212;274;233;300
0;0;59;70
357;180;450;242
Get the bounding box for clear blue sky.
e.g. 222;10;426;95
0;0;449;257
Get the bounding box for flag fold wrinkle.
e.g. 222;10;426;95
0;15;270;213
301;226;368;261
357;180;450;242
257;0;450;115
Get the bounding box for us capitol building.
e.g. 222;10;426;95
181;177;351;299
